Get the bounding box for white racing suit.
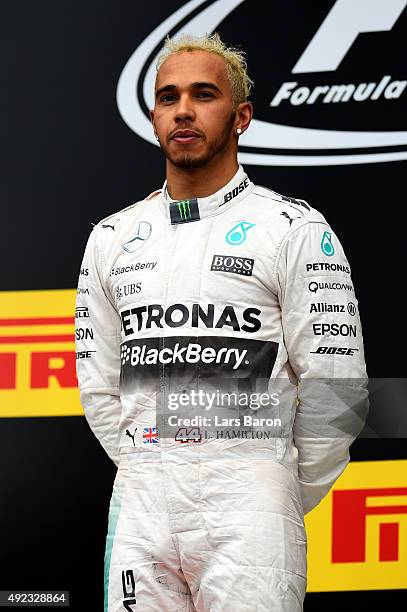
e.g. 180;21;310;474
75;166;368;611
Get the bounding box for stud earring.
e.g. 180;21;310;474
236;127;242;135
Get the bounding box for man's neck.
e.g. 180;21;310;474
165;158;239;200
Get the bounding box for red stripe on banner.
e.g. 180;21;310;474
0;317;74;326
365;505;407;514
0;335;74;344
379;523;399;561
0;353;16;388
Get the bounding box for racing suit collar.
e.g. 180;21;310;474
161;165;254;224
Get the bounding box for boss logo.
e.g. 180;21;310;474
211;255;254;276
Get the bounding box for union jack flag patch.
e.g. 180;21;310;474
143;427;159;444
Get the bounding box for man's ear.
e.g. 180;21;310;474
235;101;254;135
149;109;159;141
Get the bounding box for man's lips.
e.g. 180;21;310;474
171;130;201;143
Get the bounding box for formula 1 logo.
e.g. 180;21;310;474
292;0;406;74
117;0;407;166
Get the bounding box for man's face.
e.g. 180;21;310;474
151;50;236;169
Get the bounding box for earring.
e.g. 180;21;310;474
155;134;159;141
236;127;242;135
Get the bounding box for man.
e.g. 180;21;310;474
76;33;368;612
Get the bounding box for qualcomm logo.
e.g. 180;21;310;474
116;0;407;166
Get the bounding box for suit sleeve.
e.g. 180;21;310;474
277;221;369;514
75;228;122;467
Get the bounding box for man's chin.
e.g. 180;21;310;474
167;153;209;169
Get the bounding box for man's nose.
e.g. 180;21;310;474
175;94;196;122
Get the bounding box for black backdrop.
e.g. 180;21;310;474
1;1;406;609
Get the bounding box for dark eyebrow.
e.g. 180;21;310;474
155;84;177;99
155;81;222;99
190;82;222;93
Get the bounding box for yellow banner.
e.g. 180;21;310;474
0;289;81;416
306;459;407;591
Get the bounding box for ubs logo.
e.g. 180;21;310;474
117;0;407;166
116;282;142;302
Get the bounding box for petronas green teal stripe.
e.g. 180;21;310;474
104;490;122;612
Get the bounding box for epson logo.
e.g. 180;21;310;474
211;255;254;276
313;323;357;337
75;327;94;341
117;0;407;167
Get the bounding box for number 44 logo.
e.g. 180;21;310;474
175;428;202;443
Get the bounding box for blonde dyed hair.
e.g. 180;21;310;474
156;32;253;107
